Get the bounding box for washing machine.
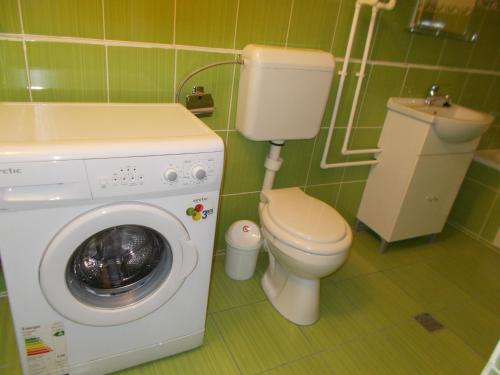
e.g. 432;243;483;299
0;103;224;375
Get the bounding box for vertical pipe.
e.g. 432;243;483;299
341;5;380;155
320;1;362;169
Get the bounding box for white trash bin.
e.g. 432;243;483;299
225;220;263;280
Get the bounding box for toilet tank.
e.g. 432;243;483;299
236;45;335;141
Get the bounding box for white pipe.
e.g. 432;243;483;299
341;5;380;156
320;0;397;169
320;1;362;169
261;141;284;193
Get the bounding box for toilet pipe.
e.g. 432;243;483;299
320;0;396;169
259;141;284;207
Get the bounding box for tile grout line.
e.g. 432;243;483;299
284;0;295;47
478;193;498;240
399;66;411;96
101;0;110;103
225;0;240;145
210;313;245;375
329;0;343;53
172;0;178;100
15;0;32;102
1;32;499;77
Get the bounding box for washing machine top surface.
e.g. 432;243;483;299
261;187;348;254
0;102;223;162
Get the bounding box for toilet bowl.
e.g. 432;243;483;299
259;187;352;325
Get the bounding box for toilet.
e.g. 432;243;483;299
235;45;352;325
259;188;351;325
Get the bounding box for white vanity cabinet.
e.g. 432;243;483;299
357;108;481;243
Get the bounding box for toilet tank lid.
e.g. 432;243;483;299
242;44;335;72
261;188;347;244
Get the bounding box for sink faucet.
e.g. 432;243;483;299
425;83;451;106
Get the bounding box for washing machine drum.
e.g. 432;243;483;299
40;203;199;327
67;225;173;308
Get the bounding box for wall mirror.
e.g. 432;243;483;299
409;0;488;41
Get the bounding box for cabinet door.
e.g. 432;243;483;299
391;153;473;241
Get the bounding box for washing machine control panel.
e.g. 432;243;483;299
85;152;223;198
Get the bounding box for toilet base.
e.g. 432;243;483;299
261;261;320;326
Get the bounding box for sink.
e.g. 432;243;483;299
387;97;494;143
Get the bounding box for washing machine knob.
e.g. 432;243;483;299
191;165;207;180
163;168;178;182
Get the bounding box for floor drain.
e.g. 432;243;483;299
414;313;444;332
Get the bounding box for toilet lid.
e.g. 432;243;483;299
261;188;347;250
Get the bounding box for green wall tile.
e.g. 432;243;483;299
307;128;346;185
335;180;365;224
480;196;499;243
304;183;339;207
459;73;493;111
176;0;237;48
0;40;29;101
274;138;315;189
483;76;500;116
287;0;340;51
331;0;372;59
176;50;236;130
401;68;439;98
406;34;445;66
466;161;500;190
222;132;267;194
104;0;174;43
333;62;363;127
436;70;467;103
235;0;292;49
21;0;103;38
215;192;260;251
369;0;413;62
439;39;474;69
26;41;106;102
108;47;174;103
450;179;496;235
0;0;21;33
468;7;500;70
356;65;406;127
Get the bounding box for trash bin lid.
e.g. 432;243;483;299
225;220;262;251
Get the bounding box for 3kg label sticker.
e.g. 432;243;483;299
186;203;214;221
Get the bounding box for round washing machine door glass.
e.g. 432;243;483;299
39;202;198;327
66;224;173;309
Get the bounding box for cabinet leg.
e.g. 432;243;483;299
428;233;437;243
354;219;364;232
379;239;389;254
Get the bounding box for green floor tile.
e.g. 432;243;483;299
263;353;333;375
351;229;426;271
0;299;21;373
207;254;266;313
383;262;471;312
115;316;239;375
301;272;422;351
213;301;314;375
433;299;500;360
323;249;378;284
322;318;484;375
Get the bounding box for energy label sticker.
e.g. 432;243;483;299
22;322;69;375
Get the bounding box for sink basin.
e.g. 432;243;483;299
387;97;494;143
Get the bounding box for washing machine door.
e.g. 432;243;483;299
39;202;198;326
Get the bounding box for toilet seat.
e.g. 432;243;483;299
260;188;349;255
